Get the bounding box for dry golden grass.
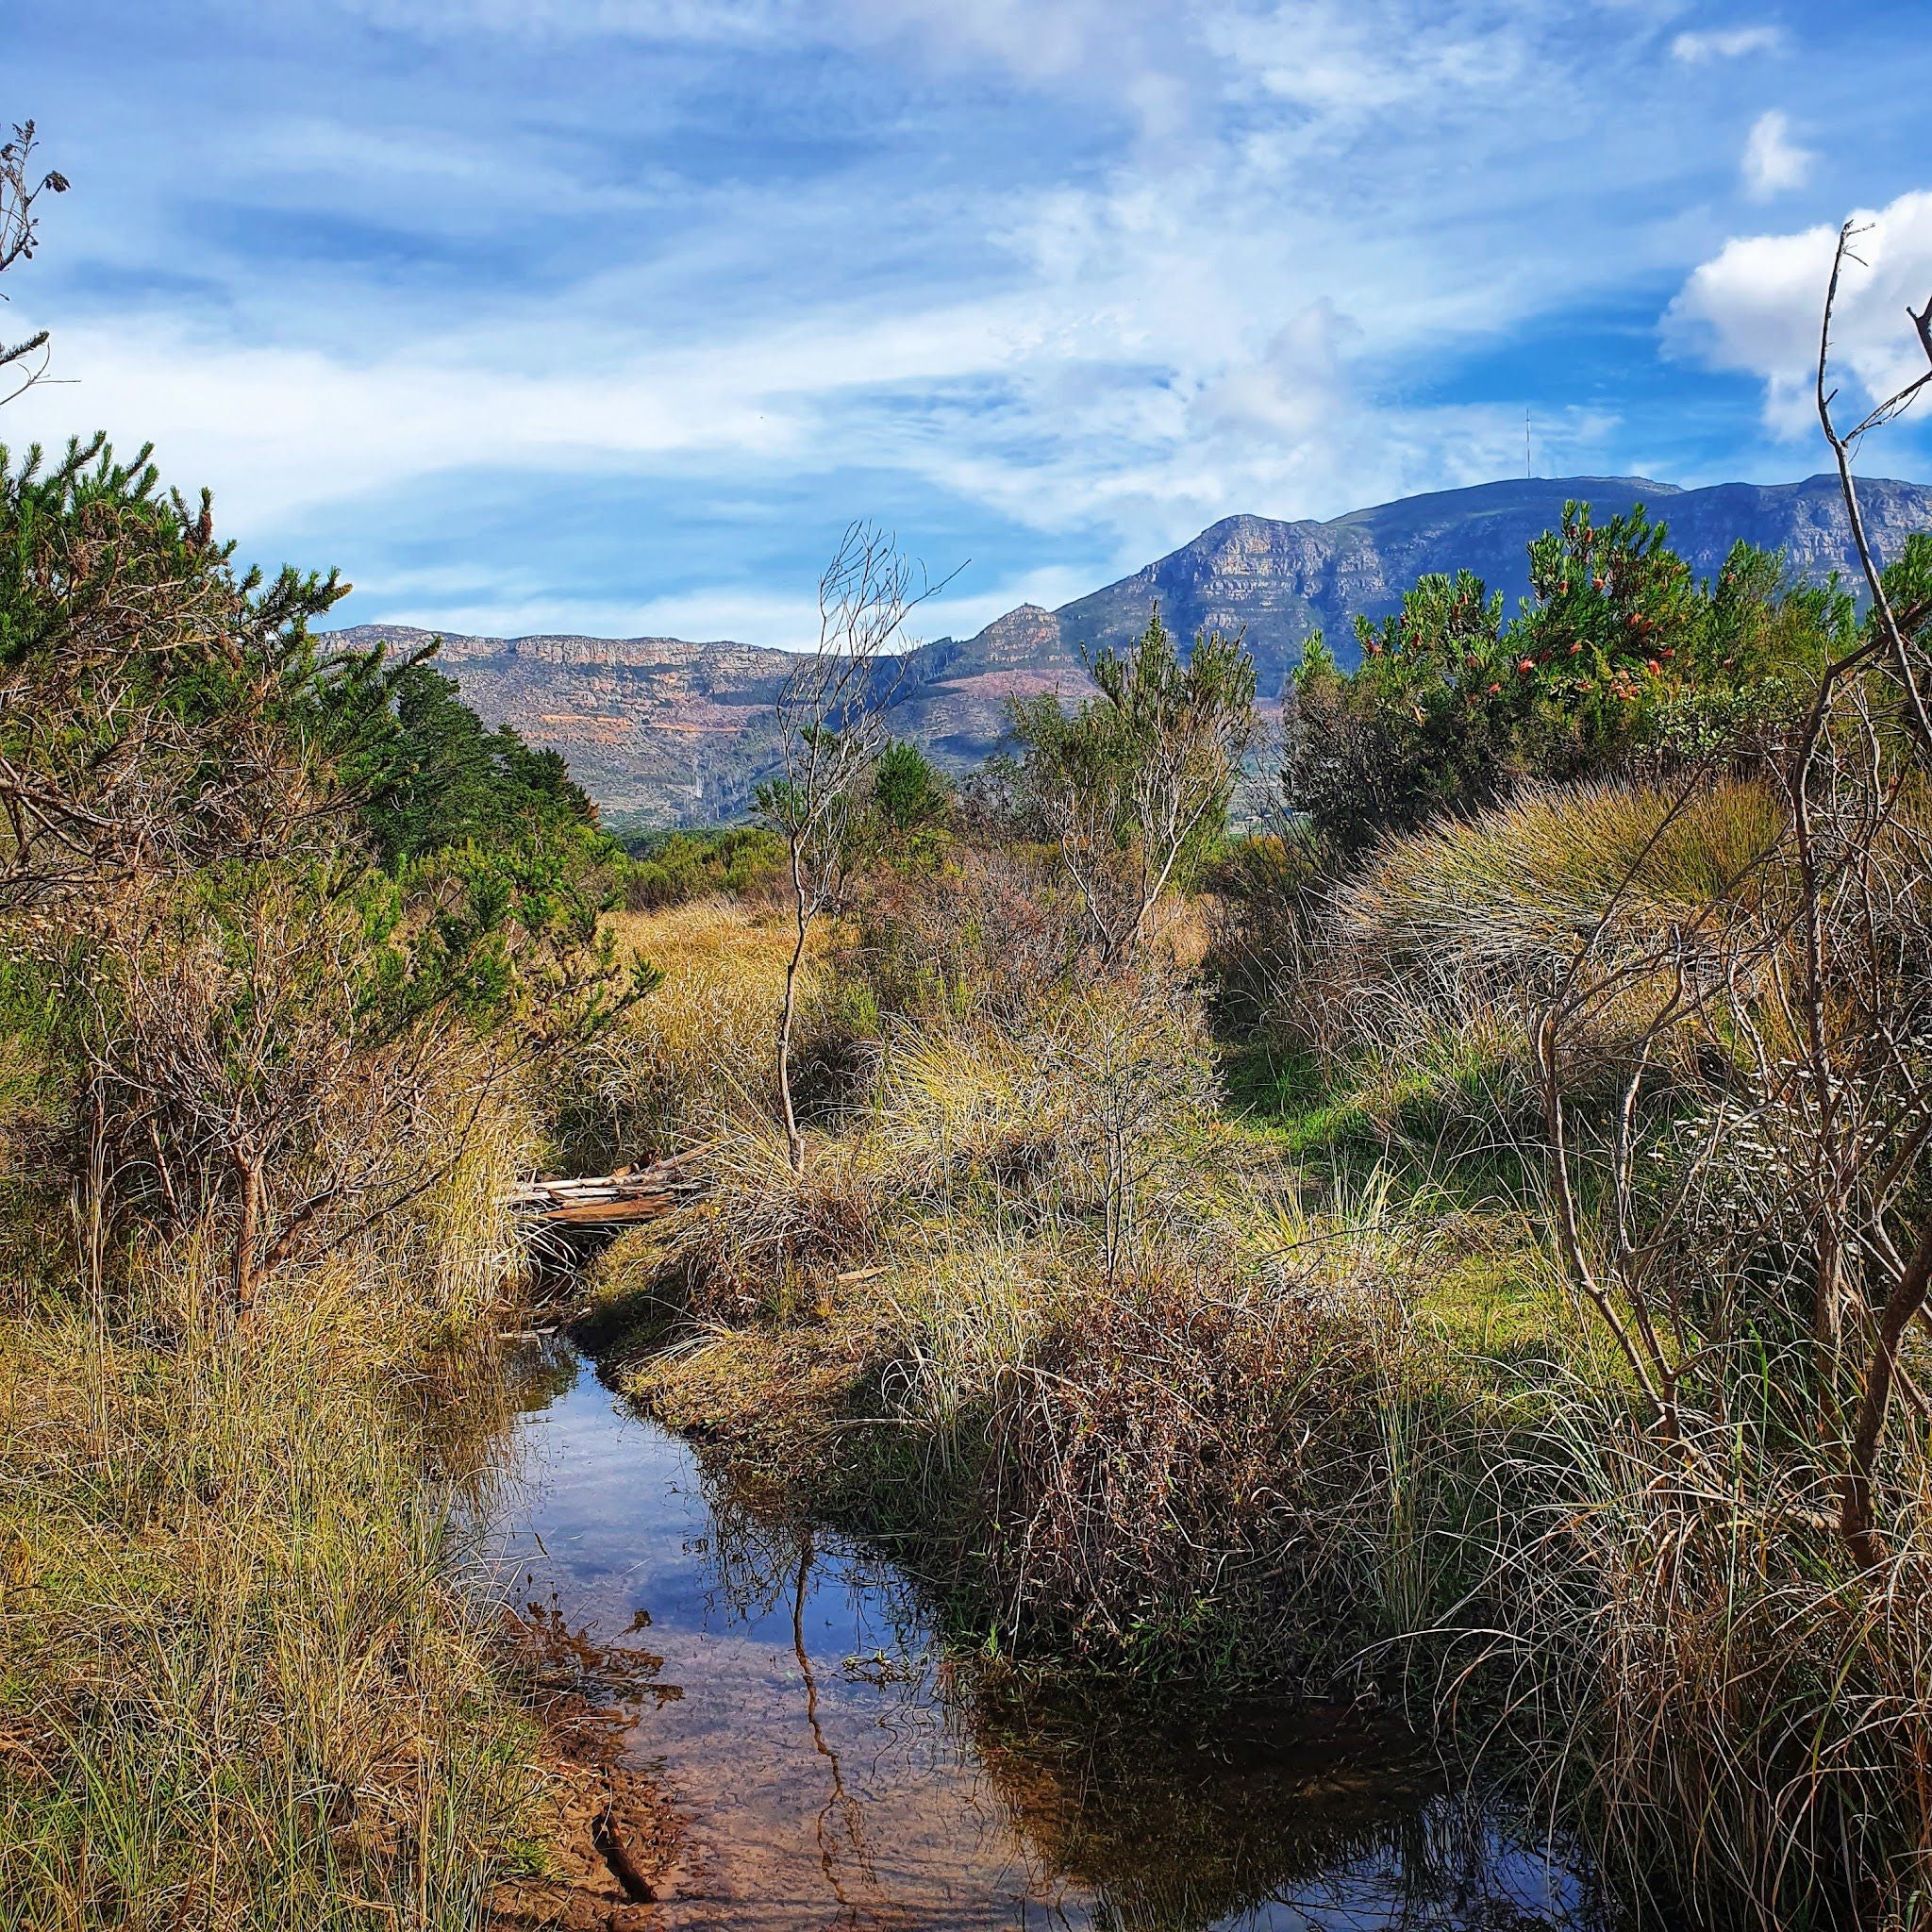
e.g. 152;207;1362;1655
646;964;1224;1315
576;897;810;1158
1144;891;1216;970
1297;778;1807;1110
0;1250;541;1930
1336;777;1789;975
390;1069;541;1326
0;1070;554;1930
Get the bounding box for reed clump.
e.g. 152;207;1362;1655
960;1253;1396;1674
1468;1366;1932;1928
0;1235;541;1931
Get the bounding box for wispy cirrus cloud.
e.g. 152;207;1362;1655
1671;24;1784;63
1742;109;1814;200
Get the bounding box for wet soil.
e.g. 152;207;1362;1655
486;1593;688;1929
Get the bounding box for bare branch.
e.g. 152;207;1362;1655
0;121;66;406
1816;219;1932;749
759;521;953;1171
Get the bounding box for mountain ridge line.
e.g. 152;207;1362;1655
328;470;1932;824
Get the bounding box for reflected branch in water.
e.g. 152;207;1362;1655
792;1535;882;1918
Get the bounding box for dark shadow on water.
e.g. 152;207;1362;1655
491;1339;1618;1932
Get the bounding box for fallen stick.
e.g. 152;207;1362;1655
592;1800;658;1904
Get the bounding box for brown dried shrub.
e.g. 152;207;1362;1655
838;840;1088;1032
970;1256;1392;1676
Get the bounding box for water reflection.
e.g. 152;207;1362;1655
496;1341;1608;1932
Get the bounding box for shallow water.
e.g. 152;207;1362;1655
497;1341;1612;1932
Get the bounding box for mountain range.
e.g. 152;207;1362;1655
328;472;1932;827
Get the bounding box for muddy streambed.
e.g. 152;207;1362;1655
497;1341;1615;1931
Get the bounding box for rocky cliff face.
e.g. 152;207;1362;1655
333;626;799;821
1053;474;1932;697
331;472;1932;826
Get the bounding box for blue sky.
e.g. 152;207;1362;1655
8;0;1932;646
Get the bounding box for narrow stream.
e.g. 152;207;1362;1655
498;1341;1612;1931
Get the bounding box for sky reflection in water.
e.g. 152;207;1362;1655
497;1342;1608;1932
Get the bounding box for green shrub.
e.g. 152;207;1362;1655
1282;508;1843;849
622;825;787;910
348;661;617;876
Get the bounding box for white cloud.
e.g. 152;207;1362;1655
6;325;805;526
8;35;1639;562
1665;188;1932;436
1671;25;1783;63
1741;109;1813;200
1211;2;1528;119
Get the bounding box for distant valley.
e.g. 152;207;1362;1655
329;472;1932;826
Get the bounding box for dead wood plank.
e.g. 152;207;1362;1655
533;1195;683;1227
504;1147;710;1228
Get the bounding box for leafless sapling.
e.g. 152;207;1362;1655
1812;220;1932;1565
757;522;947;1172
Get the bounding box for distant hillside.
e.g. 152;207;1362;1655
330;472;1932;825
325;628;803;824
